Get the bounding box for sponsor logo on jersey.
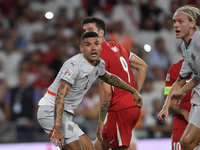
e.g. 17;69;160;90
64;69;73;78
111;46;119;52
110;139;115;144
166;73;170;81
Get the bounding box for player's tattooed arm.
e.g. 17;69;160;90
169;103;189;122
99;71;136;94
169;104;183;114
100;100;110;121
54;81;72;130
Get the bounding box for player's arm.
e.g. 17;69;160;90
171;76;200;105
157;77;186;122
96;80;112;143
163;94;189;122
99;71;142;107
180;76;200;95
164;77;186;109
129;53;148;92
51;80;72;146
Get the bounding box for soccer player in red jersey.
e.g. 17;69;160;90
158;59;191;150
82;17;147;150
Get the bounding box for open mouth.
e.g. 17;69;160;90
175;30;180;34
91;52;97;56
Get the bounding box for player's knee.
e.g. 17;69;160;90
180;135;193;150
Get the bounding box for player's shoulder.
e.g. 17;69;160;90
192;31;200;48
63;54;81;67
169;59;184;71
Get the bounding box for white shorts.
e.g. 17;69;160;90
189;104;200;129
37;105;84;149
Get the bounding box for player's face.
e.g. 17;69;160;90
83;23;101;36
172;12;194;41
80;37;101;65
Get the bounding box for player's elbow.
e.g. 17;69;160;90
102;90;112;100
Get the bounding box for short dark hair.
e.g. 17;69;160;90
81;17;106;36
81;31;99;43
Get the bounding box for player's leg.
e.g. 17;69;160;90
78;134;94;150
107;107;140;150
94;138;104;150
180;105;200;150
62;140;82;150
180;123;200;150
94;138;110;150
129;129;138;150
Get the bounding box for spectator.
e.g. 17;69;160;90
140;0;164;31
0;38;24;89
111;0;141;36
4;70;40;141
159;16;182;65
134;17;158;50
141;78;163;114
107;20;133;50
32;64;54;96
146;38;169;80
143;98;172;138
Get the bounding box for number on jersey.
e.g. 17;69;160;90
173;142;181;150
120;56;130;83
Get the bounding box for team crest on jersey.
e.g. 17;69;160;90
64;69;73;78
191;53;196;61
166;73;170;81
111;46;119;52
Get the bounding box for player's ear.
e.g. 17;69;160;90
99;29;104;37
80;44;83;52
190;20;195;29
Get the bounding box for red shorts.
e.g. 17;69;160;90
102;106;141;149
171;129;186;150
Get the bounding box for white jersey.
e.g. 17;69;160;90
179;31;200;105
38;53;106;114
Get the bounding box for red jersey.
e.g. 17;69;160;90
100;41;137;111
164;59;191;132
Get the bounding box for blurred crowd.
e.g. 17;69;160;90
0;0;199;143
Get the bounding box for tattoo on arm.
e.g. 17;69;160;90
169;105;183;115
100;74;135;94
54;82;71;130
100;100;110;121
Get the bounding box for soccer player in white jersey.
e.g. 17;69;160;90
157;5;200;150
37;31;142;150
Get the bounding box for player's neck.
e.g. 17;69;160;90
100;37;106;44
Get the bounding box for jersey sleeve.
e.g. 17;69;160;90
195;32;200;52
60;60;79;86
179;59;192;80
98;59;106;77
164;65;178;95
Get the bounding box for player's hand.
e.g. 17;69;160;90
50;128;64;147
133;91;143;108
171;91;186;105
96;121;104;143
157;108;168;123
